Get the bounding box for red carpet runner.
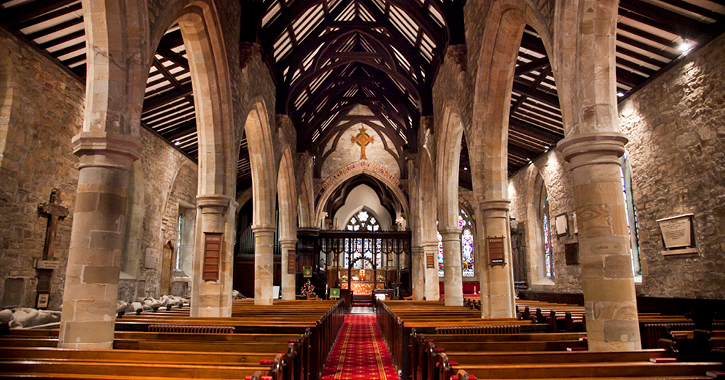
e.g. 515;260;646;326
322;315;399;380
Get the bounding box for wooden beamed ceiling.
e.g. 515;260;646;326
1;0;724;191
258;0;458;160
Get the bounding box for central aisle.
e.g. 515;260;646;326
322;314;400;380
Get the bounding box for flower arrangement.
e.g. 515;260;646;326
301;280;315;297
377;275;386;281
340;275;348;281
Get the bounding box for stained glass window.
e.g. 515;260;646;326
620;154;641;276
437;208;475;278
542;192;553;278
345;210;382;269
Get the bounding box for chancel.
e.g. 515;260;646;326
1;0;725;379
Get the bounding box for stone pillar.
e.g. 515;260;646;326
558;133;640;351
422;241;440;301
479;200;515;318
440;227;463;306
252;226;276;305
279;239;297;300
59;133;141;349
411;246;425;300
190;194;231;317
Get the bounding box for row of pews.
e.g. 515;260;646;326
0;299;344;380
378;299;725;380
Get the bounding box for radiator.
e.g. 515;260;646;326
435;325;521;335
148;324;235;334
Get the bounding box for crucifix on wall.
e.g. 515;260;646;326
351;127;374;160
36;188;69;308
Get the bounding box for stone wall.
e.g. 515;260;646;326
618;33;725;300
0;27;84;310
320;123;401;180
508;150;580;293
117;130;198;302
0;27;201;307
508;34;725;299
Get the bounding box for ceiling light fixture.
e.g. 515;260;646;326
617;92;625;97
678;39;694;54
174;141;180;146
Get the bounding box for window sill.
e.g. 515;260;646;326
119;271;135;280
634;274;642;284
533;277;555;286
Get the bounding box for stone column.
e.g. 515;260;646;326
59;133;141;349
479;200;515;318
440;227;463;306
422;241;440;301
558;133;640;351
279;239;297;300
252;225;276;305
190;194;231;317
411;246;425;300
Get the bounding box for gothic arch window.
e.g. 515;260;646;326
541;189;554;278
344;209;381;269
436;208;475;278
620;154;642;277
346;209;380;232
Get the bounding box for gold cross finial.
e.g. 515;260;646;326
351;127;374;160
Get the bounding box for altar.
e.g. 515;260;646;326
340;281;384;295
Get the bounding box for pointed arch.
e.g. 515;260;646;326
436;101;466;230
244;100;277;227
277;146;297;240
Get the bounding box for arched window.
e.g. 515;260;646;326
346;209;380;231
460;209;475;277
620;154;641;277
541;190;554;278
344;209;381;269
437;208;475;278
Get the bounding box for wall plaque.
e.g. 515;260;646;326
426;252;434;268
203;232;222;281
488;236;505;265
565;242;579;265
657;214;697;255
555;213;569;237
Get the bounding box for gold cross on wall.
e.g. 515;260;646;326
351;127;374;160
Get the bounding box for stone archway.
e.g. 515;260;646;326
243;101;278;305
418;153;440;301
149;1;237;317
277;146;297;300
436;103;466;306
467;1;553;319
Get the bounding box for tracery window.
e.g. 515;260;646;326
437;208;475;278
344;209;381;269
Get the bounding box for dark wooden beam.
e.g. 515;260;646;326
25;16;83;41
14;1;81;30
515;57;549;76
142;83;193;113
160;119;197;141
156;46;189;70
509;117;564;143
1;0;77;28
511;66;551;115
511;81;559;109
619;0;706;41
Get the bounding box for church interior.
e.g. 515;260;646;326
1;0;725;379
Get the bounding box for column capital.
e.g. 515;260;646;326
197;194;230;214
557;132;628;169
439;227;462;242
72;132;142;170
251;225;277;236
279;238;297;249
411;246;424;254
421;240;439;251
479;199;511;218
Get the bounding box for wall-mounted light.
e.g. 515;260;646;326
174;141;180;146
617;92;625;97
